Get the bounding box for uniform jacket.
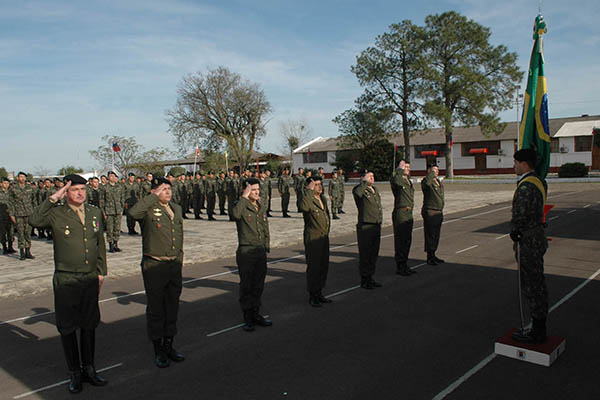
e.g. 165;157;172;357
390;171;414;209
127;194;184;260
100;183;125;215
124;181;139;206
30;199;107;275
300;189;331;240
232;197;270;251
278;175;292;194
328;178;342;199
9;184;35;217
0;188;12;221
511;172;547;235
352;181;383;224
421;170;444;210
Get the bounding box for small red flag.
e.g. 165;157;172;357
112;142;121;152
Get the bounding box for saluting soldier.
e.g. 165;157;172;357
127;177;186;367
328;170;341;220
293;167;305;213
99;171;125;253
124;173;140;234
277;168;292;218
205;171;217;221
337;168;346;214
300;176;332;307
510;149;549;343
0;177;16;254
390;161;416;276
29;174;108;394
232;178;272;332
352;171;383;289
8;171;36;260
421;164;445;265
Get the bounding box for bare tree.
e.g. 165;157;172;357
279;118;312;172
89;135;169;175
32;165;52;177
167;66;272;170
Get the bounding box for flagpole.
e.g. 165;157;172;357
392;144;396;176
193;146;198;176
225;152;229;172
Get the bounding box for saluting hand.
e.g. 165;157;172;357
151;183;167;197
50;181;71;203
241;183;252;199
306;180;315;191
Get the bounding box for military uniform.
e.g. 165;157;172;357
124;180;139;234
327;177;342;219
277;173;292;217
29;185;108;393
294;173;306;212
421;170;444;264
259;178;269;210
205;177;217;220
352;180;383;288
192;177;204;218
128;188;185;367
337;172;346;213
232;196;271;331
266;176;273;216
511;171;549;341
227;177;241;221
87;186;100;208
390;170;415;275
300;188;331;305
141;180;152;198
0;184;15;254
9;182;35;258
217;176;227;215
99;182;125;251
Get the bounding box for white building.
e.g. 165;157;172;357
293;115;600;176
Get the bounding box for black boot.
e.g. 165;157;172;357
332;214;340;220
512;318;547;344
80;329;108;386
426;252;438;265
113;241;122;252
253;308;272;327
433;254;445;264
339;208;345;214
360;276;374;290
19;248;26;260
369;276;382;288
108;242;115;253
163;337;185;362
25;247;35;259
153;339;169;368
396;263;415;276
309;293;322;307
2;242;7;255
7;241;16;253
317;291;332;304
61;332;82;394
242;310;255;332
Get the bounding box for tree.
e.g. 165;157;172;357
57;165;84;175
419;11;523;177
167;66;272;170
89;135;169;175
352;20;425;162
333;93;396;150
357;139;395;181
203;150;227;172
330;151;358;179
279;118;312;172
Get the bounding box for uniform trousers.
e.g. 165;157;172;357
15;216;31;249
356;223;381;278
422;208;443;253
304;235;329;294
105;214;122;243
53;271;100;335
206;194;216;216
237;246;267;311
392;209;413;267
281;193;290;214
515;234;549;320
141;257;183;340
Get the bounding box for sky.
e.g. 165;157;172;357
1;0;599;174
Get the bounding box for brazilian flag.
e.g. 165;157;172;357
519;15;550;179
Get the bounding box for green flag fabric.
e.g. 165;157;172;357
518;15;551;179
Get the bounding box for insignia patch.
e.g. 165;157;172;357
157;223;161;228
153;207;163;217
65;225;70;236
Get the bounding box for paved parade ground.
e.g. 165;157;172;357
1;182;599;399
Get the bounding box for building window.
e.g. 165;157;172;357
550;138;560;153
574;136;592;152
460;140;501;156
414;145;446;159
302;151;328;164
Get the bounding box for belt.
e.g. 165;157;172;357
396;206;412;211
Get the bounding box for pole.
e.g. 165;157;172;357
225;152;229;172
112;150;115;172
516;243;525;331
516;86;521;148
392;145;396;177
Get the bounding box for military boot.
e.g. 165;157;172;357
113;242;122;252
433;253;445;264
253;308;272;327
309;293;322;307
80;329;108;386
19;249;26;260
7;241;16;253
360;276;374;290
108;242;115;253
317;291;332;304
163;337;185;362
25;248;35;259
512;318;547;344
153;339;169;368
332;213;340;220
426;252;438;265
61;332;82;394
242;310;255;332
2;242;7;255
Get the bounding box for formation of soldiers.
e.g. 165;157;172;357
3;152;550;394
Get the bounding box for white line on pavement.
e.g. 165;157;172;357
432;264;600;400
456;245;478;254
583;204;591;208
567;210;576;214
495;234;509;240
548;216;559;221
12;363;123;399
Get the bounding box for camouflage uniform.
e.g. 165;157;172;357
226;177;241;221
337;172;346;212
259;178;269;209
0;186;14;253
205;177;217;219
100;182;125;246
217;176;227;215
511;172;549;322
124;180;139;233
9;183;35;250
327;177;342;218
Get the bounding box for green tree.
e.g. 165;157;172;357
203;150;227;173
357;139;395;181
330;151;357;178
168;166;186;177
167;66;272;170
419;11;523;177
352;20;424;162
57;165;84;175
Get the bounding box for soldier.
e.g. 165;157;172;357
277;168;293;218
185;172;193;215
421;164;445;265
337;168;346;214
31;180;44;238
192;172;204;220
205;171;217;221
265;170;273;217
8;172;35;260
510;149;549;343
390;161;416;276
293;167;305;213
124;173;139;234
175;173;188;219
227;171;241;221
100;175;107;186
232;178;272;332
259;171;269;214
100;171;125;253
87;177;101;207
0;177;15;254
217;172;227;215
128;177;185;367
300;176;332;307
141;173;153;198
328;170;341;220
352;171;383;289
29;174;108;394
